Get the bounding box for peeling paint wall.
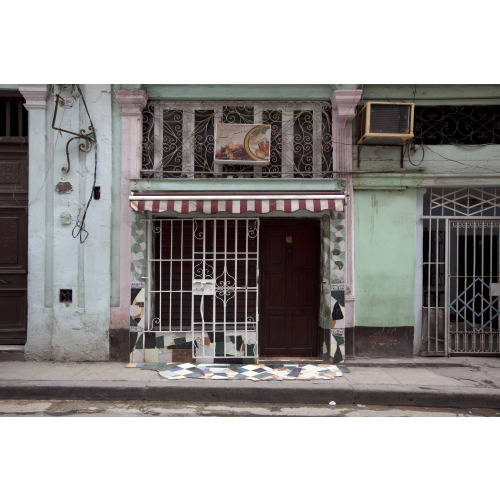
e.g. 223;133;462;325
21;84;113;360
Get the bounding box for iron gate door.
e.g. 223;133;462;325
448;219;500;354
148;218;259;360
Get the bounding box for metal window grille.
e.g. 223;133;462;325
425;187;500;217
413;106;500;145
422;188;500;355
146;218;259;359
0;96;28;138
141;101;333;179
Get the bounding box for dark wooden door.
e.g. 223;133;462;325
0;93;29;344
259;221;320;357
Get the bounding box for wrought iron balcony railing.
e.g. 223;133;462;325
141;101;334;179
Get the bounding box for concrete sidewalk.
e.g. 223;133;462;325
0;357;499;409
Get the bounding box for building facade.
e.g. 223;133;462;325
2;84;499;361
112;85;361;365
353;84;500;357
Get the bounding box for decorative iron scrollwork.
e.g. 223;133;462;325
414;105;500;145
141;100;333;179
51;94;95;174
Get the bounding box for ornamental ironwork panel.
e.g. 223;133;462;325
141;101;333;179
424;187;500;217
413;105;500;145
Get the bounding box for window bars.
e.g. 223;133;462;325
141;101;333;178
413;106;500;145
422;188;500;355
146;218;259;359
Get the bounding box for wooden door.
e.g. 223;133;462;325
0;93;28;344
259;221;320;357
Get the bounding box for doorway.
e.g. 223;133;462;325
259;220;320;357
0;92;28;345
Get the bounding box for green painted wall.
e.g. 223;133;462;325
112;84;355;101
360;84;500;105
354;189;417;327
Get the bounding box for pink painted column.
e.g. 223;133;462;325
331;89;363;332
111;90;148;337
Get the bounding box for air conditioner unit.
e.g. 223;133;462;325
357;102;414;145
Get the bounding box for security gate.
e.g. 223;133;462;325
448;220;500;353
146;218;259;359
422;188;500;355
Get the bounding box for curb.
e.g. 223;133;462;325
1;381;499;409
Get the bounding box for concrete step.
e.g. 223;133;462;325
0;346;25;362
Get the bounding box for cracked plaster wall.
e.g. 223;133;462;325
23;84;113;360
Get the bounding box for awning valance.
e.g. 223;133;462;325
130;192;345;214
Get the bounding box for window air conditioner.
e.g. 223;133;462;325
357;102;414;145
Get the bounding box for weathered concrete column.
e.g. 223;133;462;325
331;89;363;341
18;84;52;359
110;89;148;359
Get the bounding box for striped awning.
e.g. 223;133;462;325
129;192;345;214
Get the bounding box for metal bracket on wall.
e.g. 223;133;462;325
51;94;95;173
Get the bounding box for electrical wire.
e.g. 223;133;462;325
27;106;66;210
405;140;425;167
72;84;98;243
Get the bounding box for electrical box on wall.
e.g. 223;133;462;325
214;124;271;165
357;102;414;145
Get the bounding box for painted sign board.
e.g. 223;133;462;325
214;124;271;165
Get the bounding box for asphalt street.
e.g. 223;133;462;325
1;399;499;417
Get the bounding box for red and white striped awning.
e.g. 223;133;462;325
129;192;345;214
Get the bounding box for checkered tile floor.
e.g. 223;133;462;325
126;362;343;381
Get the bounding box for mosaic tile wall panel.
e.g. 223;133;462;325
331;284;345;363
330;212;345;284
131;213;147;282
330;212;345;362
130;282;145;362
130;213;148;362
130;331;257;365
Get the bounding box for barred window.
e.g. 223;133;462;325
0;96;28;138
413;105;500;145
141;101;333;179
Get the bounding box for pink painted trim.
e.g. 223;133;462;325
331;89;363;329
114;90;148;326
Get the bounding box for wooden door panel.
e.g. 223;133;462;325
266;315;287;348
291;314;310;347
0;290;27;342
0;211;28;274
0;154;28;195
266;273;286;307
259;222;319;357
267;231;286;264
0;151;28;344
291;271;316;306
